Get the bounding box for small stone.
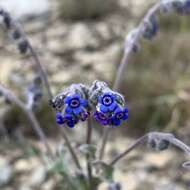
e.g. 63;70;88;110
67;23;99;49
0;158;12;186
29;166;46;187
41;179;56;190
144;151;174;168
14;159;31;172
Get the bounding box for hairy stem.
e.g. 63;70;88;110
0;8;53;99
110;134;147;165
99;2;161;160
23;20;82;171
27;42;53;99
59;127;82;170
0;8;81;170
26;28;82;170
98;127;110;160
109;132;190;166
86;117;93;189
0;84;53;158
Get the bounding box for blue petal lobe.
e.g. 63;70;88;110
73;107;81;115
122;114;128;120
100;104;109;113
65;106;73;114
109;102;118;112
112;119;121;126
64;96;71;104
67;121;75;128
80;99;87;106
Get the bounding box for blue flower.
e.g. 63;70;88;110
63;114;79;128
93;111;110;126
110;107;129;126
56;112;65;124
98;92;118;113
64;94;87;115
173;1;190;14
55;112;78;128
80;111;89;122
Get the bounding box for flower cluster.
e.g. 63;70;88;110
125;0;190;54
0;8;29;54
50;81;129;128
89;81;128;126
50;84;89;128
144;0;190;40
161;0;190;14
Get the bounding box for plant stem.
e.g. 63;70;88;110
23;36;83;170
59;127;82;170
86;117;92;145
86;117;93;189
0;8;91;173
0;84;54;158
109;135;147;165
98;127;110;160
24;27;83;171
27;42;53;99
26;110;54;157
27;32;83;173
26;34;83;170
0;8;53;99
109;132;190;166
98;2;161;161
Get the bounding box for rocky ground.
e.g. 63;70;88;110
0;0;190;189
0;136;189;190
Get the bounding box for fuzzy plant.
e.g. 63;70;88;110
0;0;190;190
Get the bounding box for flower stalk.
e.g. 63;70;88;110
109;132;190;166
86;117;93;189
0;83;54;158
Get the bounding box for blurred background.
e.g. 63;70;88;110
0;0;190;189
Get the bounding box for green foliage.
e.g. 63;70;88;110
92;161;114;182
48;146;102;190
79;144;97;159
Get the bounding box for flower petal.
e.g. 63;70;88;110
122;113;128;120
67;121;75;128
100;104;109;113
64;113;72;119
73;107;81;115
114;106;122;113
109;102;118;112
64;96;71;104
80;111;88;121
112;118;121;126
56;112;63;119
101;120;108;125
80;99;87;106
65;106;73;114
56;113;65;124
98;95;103;103
56;119;64;125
